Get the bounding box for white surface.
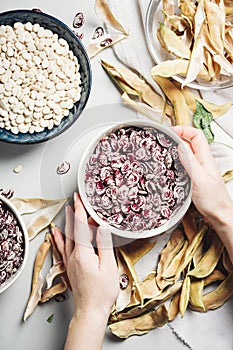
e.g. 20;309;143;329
0;101;186;350
0;1;233;350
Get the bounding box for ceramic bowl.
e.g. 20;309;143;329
0;9;92;144
0;194;29;294
78;120;191;239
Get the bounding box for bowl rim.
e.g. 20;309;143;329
0;9;92;145
77;119;192;239
0;194;29;294
145;0;233;91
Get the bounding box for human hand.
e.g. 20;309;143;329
173;126;233;226
53;193;119;319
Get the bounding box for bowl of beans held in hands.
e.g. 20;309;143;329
0;9;92;144
78;120;191;239
0;194;29;294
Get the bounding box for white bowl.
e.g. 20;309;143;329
78;120;191;239
0;194;29;294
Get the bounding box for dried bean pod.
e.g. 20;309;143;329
113;281;182;322
179;263;191;317
182;209;197;243
139;270;160;300
23;233;51;321
189;278;205;311
95;0;128;35
108;304;168;338
156;228;187;289
40;280;67;303
222;170;233;183
168;292;180;321
190;273;233;312
188;231;224;279
222;248;233;273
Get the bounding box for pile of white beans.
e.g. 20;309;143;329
0;22;82;134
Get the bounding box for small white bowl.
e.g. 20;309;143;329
0;194;29;294
78;120;191;239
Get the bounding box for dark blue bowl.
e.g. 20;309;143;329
0;9;92;144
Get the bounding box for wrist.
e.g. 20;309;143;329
65;307;108;350
208;201;233;264
208;198;233;231
73;305;110;324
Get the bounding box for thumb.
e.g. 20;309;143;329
96;225;116;265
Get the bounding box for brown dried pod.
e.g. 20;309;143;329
24;233;51;321
182;209;197;243
109;304;169;338
222;248;233;273
40;280;67;303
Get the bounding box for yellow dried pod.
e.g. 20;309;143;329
203;269;226;286
114;248;136;312
151;59;210;81
156;228;186;289
139;270;161;300
222;249;233;273
152;76;191;125
222;170;233;183
181;26;205;87
179;85;232;117
101;60;168;113
121;239;156;266
24;233;51;321
157;22;191;59
182;209;197;243
168;292;180;321
225;6;233;16
189;278;205;311
108;304;169;338
179;0;196;22
191;273;233;312
95;0;128;35
114;281;182;321
32;233;51;290
188;231;224;279
204;0;224;55
179;265;191;316
118;246;143;305
11;197;68;241
176;222;207;275
204;49;216;80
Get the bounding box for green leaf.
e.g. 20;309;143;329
46;314;54;323
193;100;214;143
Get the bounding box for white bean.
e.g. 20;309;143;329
0;21;82;135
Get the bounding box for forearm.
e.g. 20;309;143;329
64;310;109;350
208;202;233;265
